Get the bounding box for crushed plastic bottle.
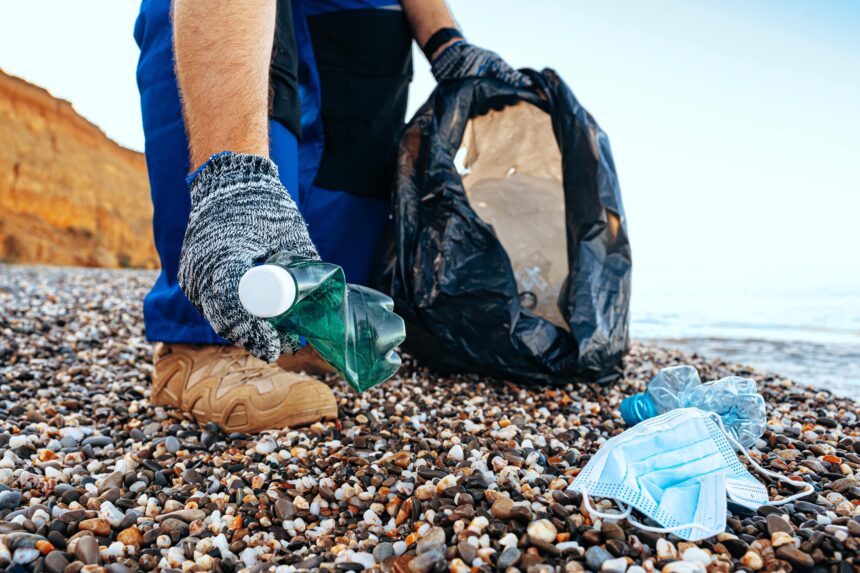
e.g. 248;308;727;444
238;252;406;392
620;365;766;447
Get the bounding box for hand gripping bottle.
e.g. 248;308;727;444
620;365;767;447
238;252;406;392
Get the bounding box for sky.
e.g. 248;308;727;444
1;0;859;300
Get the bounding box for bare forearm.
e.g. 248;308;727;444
173;0;276;168
401;0;459;60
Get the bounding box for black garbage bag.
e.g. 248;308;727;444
388;69;631;384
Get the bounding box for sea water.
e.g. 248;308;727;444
632;267;860;399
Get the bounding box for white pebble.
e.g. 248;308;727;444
437;474;457;491
212;534;233;559
45;467;67;483
255;437;277;454
661;561;703;573
601;557;628;573
99;501;125;527
527;519;557;544
166;546;186;568
363;509;382;525
8;436;29;449
351;552;376;570
496;426;518;440
30;509;49;528
448;444;464;461
656;538;678;561
13;548;39;564
498;533;518;548
104;541;125;558
467;516;489;533
240;547;260;568
682;547;711;566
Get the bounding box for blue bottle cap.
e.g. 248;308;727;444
620;393;655;426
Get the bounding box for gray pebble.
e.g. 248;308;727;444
274;498;297;520
44;550;69;573
165;436;180;453
82;436;113;448
181;468;204;485
372;542;394;563
457;541;476;562
586;546;613;571
498;546;522;569
407;548;445;573
0;489;22;510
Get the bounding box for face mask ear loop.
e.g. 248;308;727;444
624;513;721;536
579;485;633;522
708;412;815;505
581;486;718;536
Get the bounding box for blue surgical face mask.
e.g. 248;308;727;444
569;408;814;541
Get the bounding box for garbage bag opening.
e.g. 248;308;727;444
458;101;568;330
389;69;631;384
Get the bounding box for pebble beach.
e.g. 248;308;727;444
0;264;858;573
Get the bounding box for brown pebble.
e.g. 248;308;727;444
117;526;142;547
775;545;815;569
490;497;514;520
78;519;110;537
74;535;99;565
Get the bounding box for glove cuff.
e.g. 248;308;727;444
188;152;282;207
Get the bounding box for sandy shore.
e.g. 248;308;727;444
0;264;857;573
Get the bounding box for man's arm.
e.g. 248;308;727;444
171;0;319;362
401;0;531;87
173;0;275;168
400;0;460;61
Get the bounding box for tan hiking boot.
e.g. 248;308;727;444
277;345;336;376
151;343;338;433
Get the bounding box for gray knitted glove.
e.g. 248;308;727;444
431;41;532;88
178;152;318;362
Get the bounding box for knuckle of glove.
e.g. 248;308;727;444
433;43;528;87
203;258;281;362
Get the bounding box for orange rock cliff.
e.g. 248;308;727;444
0;70;158;269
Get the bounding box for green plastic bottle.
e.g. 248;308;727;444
238;252;406;392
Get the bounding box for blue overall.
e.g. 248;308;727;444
134;0;397;344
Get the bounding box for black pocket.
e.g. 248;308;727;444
308;8;414;198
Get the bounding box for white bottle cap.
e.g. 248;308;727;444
238;265;297;318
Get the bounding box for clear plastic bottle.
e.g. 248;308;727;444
238;252;406;392
620;365;766;447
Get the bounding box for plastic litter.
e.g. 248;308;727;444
570;407;814;542
384;69;632;385
239;251;406;392
620;365;766;447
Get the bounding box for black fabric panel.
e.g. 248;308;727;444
271;0;302;137
308;8;413;198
